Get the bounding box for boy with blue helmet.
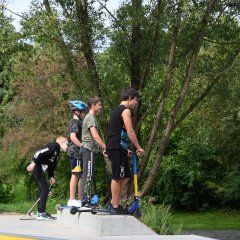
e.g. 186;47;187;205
69;100;88;112
67;100;88;207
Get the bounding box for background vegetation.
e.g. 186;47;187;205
0;0;240;233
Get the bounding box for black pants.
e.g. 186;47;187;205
32;164;49;213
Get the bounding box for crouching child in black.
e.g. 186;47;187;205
27;136;68;220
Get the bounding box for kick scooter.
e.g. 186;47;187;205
128;152;141;218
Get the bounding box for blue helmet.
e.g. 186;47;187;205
69;100;88;112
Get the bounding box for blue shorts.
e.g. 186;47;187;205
69;156;83;175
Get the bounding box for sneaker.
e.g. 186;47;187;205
67;199;81;207
107;203;129;215
36;212;56;221
118;204;129;213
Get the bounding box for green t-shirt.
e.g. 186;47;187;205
81;112;99;153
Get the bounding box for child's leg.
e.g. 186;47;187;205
32;164;49;213
120;178;129;194
119;152;130;200
111;179;121;208
69;157;81;200
108;149;125;208
80;148;95;205
69;175;79;200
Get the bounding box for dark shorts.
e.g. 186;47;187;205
69;156;83;175
107;149;130;180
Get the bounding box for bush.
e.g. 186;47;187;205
0;183;14;203
141;204;182;234
221;170;240;207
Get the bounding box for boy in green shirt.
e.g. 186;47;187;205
80;96;106;208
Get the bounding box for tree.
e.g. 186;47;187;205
95;0;240;196
1;0;239;202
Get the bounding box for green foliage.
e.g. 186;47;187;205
0;183;14;203
221;170;240;207
0;0;240;212
0;6;28;138
51;153;70;201
148;55;240;210
0;144;24;184
141;204;182;234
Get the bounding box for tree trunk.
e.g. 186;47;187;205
131;0;142;90
139;0;163;91
138;2;182;180
75;0;101;96
134;0;163;131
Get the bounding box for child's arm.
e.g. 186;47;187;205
89;126;106;150
70;132;81;147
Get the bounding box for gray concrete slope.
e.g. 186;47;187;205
57;208;155;236
0;214;218;240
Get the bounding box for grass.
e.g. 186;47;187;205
0;198;62;215
0;179;63;215
172;209;240;230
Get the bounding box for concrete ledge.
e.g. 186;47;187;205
57;209;156;236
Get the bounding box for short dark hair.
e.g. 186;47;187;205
120;88;139;101
88;96;101;108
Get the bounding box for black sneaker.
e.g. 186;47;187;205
118;205;129;214
36;212;56;221
107;203;129;215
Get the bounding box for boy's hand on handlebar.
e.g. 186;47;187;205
127;150;132;158
102;149;109;159
136;148;144;157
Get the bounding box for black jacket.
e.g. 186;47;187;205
32;141;60;178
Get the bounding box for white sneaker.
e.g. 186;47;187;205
67;199;81;207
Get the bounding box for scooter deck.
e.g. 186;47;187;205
56;204;98;214
55;204;74;211
70;206;134;216
57;204;141;218
94;209;132;215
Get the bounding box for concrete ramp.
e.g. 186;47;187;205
57;209;156;236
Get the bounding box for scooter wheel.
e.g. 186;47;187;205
134;209;141;218
70;207;78;215
55;204;63;211
90;207;97;215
